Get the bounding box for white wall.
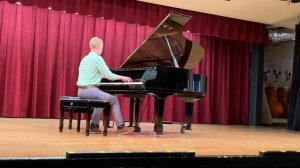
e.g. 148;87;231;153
264;41;294;83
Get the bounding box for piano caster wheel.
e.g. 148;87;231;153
154;126;163;136
186;124;192;130
59;127;63;132
153;132;159;137
180;123;188;134
180;126;186;134
153;131;162;137
133;126;141;132
103;131;107;136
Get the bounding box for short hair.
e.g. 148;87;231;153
89;37;103;49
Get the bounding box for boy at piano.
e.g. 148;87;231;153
77;37;134;134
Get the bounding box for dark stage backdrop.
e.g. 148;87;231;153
0;0;266;124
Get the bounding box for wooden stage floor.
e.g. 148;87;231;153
0;118;300;158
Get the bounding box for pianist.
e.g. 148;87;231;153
77;37;134;134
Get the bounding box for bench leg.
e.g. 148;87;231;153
59;105;64;132
68;109;73;129
85;107;91;136
103;107;110;136
77;112;81;132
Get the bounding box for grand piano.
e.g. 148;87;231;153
99;12;206;136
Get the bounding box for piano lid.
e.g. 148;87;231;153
120;11;204;69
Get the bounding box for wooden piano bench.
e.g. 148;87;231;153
59;96;111;136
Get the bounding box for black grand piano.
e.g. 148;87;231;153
99;12;206;136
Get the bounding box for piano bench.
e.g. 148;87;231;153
59;96;111;136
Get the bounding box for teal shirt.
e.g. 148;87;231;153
77;52;118;86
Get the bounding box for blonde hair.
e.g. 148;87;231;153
89;37;103;49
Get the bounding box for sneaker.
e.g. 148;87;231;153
117;127;134;134
90;123;101;134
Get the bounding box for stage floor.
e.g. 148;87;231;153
0;118;299;158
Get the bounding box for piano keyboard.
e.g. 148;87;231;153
99;82;144;86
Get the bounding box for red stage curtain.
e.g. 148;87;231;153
0;1;251;124
0;0;267;44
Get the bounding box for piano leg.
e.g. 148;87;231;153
185;102;193;130
134;98;141;132
129;98;134;127
85;106;91;136
68;108;73;129
59;105;64;132
154;98;164;135
180;102;193;134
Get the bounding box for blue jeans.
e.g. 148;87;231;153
77;88;124;127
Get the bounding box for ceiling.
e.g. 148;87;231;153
138;0;300;29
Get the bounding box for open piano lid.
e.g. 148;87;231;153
120;12;204;69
